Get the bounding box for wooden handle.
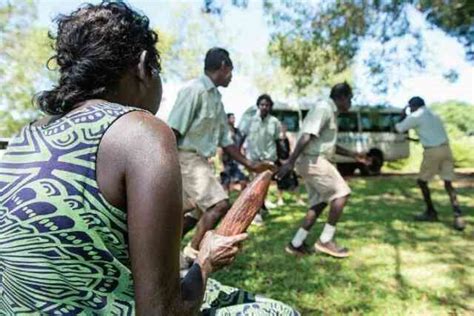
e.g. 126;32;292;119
216;170;273;236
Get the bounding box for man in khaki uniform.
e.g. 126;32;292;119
242;94;281;163
167;48;273;263
241;94;281;223
277;82;366;258
395;96;465;230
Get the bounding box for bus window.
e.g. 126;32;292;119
272;110;300;132
360;112;392;132
337;113;358;132
378;114;392;132
391;113;402;126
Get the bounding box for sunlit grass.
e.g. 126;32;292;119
187;174;474;315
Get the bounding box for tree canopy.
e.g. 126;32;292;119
0;0;54;136
262;0;473;92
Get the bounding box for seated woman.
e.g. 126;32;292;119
0;1;298;315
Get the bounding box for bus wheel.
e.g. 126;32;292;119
337;163;357;176
361;149;384;176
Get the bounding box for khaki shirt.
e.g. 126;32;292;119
395;107;448;148
243;113;281;161
300;100;338;157
238;105;257;136
167;75;233;157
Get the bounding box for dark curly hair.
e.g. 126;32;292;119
256;94;273;108
36;1;160;115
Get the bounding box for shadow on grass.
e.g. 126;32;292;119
209;175;474;314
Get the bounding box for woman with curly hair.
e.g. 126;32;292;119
0;1;298;315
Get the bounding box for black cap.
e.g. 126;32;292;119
408;96;425;107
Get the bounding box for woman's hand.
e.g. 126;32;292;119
196;231;247;276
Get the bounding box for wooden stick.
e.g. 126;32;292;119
217;170;273;236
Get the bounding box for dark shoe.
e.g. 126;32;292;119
414;210;438;222
314;240;350;258
453;216;466;231
285;242;313;256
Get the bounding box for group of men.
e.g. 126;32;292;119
167;47;466;266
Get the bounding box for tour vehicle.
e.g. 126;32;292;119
264;102;410;175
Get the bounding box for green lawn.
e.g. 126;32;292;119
202;174;474;315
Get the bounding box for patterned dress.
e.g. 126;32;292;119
0;103;298;315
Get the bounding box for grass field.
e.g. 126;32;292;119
196;174;474;315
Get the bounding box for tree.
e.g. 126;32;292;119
0;0;54;137
263;0;473;93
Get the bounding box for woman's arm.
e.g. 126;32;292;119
98;111;248;315
98;111;202;314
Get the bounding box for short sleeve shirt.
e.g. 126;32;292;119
300;100;338;157
395;107;448;148
244;113;281;161
238;106;258;136
167;75;233;157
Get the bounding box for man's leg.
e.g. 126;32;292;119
190;199;230;250
182;212;200;237
285;202;327;256
444;181;466;230
301;203;327;231
415;179;438;221
314;195;350;258
327;194;349;226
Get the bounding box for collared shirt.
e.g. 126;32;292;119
300;100;338;157
167;75;233;157
395;107;448;148
238;105;257;136
242;113;281;161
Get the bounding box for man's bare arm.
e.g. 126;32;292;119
223;145;275;173
276;133;312;179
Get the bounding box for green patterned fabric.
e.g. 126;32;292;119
203;279;299;316
0;103;139;315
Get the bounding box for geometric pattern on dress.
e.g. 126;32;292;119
0;103;137;315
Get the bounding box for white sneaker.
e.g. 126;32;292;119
266;200;277;209
183;243;198;265
180;252;191;277
277;199;284;206
296;199;306;206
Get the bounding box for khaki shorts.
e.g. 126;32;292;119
179;151;228;213
295;155;351;206
419;144;455;181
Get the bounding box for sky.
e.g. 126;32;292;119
36;0;473;122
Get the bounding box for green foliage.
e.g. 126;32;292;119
0;0;54;137
263;0;473;92
418;0;474;59
432;101;474;168
431;100;474;134
185;177;474;315
159;3;239;82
